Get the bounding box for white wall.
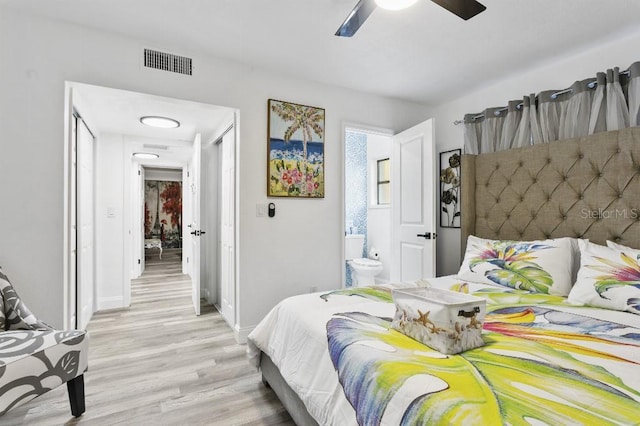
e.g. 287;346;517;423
366;133;391;283
0;7;432;329
95;133;127;310
145;168;182;182
433;28;640;277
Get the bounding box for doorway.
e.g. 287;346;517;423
343;127;393;288
141;166;184;272
64;82;238;327
342;119;437;288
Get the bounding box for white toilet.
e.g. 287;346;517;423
345;234;383;287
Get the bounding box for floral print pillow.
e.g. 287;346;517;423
568;240;640;314
457;235;575;296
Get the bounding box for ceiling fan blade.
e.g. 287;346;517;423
335;0;377;37
430;0;486;20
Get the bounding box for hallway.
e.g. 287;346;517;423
3;250;292;425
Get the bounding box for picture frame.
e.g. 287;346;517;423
267;99;325;198
440;148;461;228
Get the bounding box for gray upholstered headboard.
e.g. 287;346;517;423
461;127;640;254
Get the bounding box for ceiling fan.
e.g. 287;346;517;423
335;0;486;37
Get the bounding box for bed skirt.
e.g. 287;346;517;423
260;352;319;426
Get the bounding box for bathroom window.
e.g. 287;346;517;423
376;158;390;205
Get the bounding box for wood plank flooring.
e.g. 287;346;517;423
2;249;293;425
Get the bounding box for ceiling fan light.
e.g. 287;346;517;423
374;0;418;11
140;116;180;128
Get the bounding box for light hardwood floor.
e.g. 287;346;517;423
2;249;293;425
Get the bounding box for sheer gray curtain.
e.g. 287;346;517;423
497;100;522;151
480;107;507;153
629;62;640;126
588;72;607;135
512;96;532;148
559;79;593;139
462;61;640;154
606;67;629;130
512;94;543;148
463;113;483;155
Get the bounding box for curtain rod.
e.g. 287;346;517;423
453;69;632;125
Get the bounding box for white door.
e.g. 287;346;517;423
190;134;202;316
69;113;78;329
219;128;235;325
139;165;145;276
391;119;436;282
76;116;95;329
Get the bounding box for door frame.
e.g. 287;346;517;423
125;147;190;309
63;85;76;329
215;121;237;329
64;82;240;322
75;111;96;329
341;122;394;288
63;83;98;329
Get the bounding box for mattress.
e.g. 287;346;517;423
247;276;640;425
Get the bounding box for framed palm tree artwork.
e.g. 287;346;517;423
267;99;325;198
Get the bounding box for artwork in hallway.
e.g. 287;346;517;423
267;99;325;198
145;180;182;248
440;149;461;228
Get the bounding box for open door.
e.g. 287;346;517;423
218;127;236;326
391;119;436;282
138;165;145;276
189;134;202;315
76;113;95;329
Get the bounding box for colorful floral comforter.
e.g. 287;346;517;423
247;277;640;425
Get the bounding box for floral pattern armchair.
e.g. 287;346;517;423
0;266;88;417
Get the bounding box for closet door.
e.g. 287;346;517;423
76;115;95;329
219;129;236;326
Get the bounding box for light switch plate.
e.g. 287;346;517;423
256;203;267;217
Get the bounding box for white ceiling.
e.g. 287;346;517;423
72;83;234;166
5;0;640;106
73;83;232;141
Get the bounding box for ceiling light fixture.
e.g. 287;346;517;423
140;116;180;128
133;152;160;159
374;0;418;10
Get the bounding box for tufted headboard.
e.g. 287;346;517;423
461;127;640;254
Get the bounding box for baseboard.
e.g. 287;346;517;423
97;296;125;311
234;324;254;345
212;304;252;344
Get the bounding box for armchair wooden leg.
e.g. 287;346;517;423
67;375;86;417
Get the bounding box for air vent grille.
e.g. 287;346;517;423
143;48;192;76
143;144;169;150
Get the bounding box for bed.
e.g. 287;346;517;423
248;127;640;425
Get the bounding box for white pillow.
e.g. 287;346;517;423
607;240;640;252
568;240;640;314
457;235;575;295
569;238;586;285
